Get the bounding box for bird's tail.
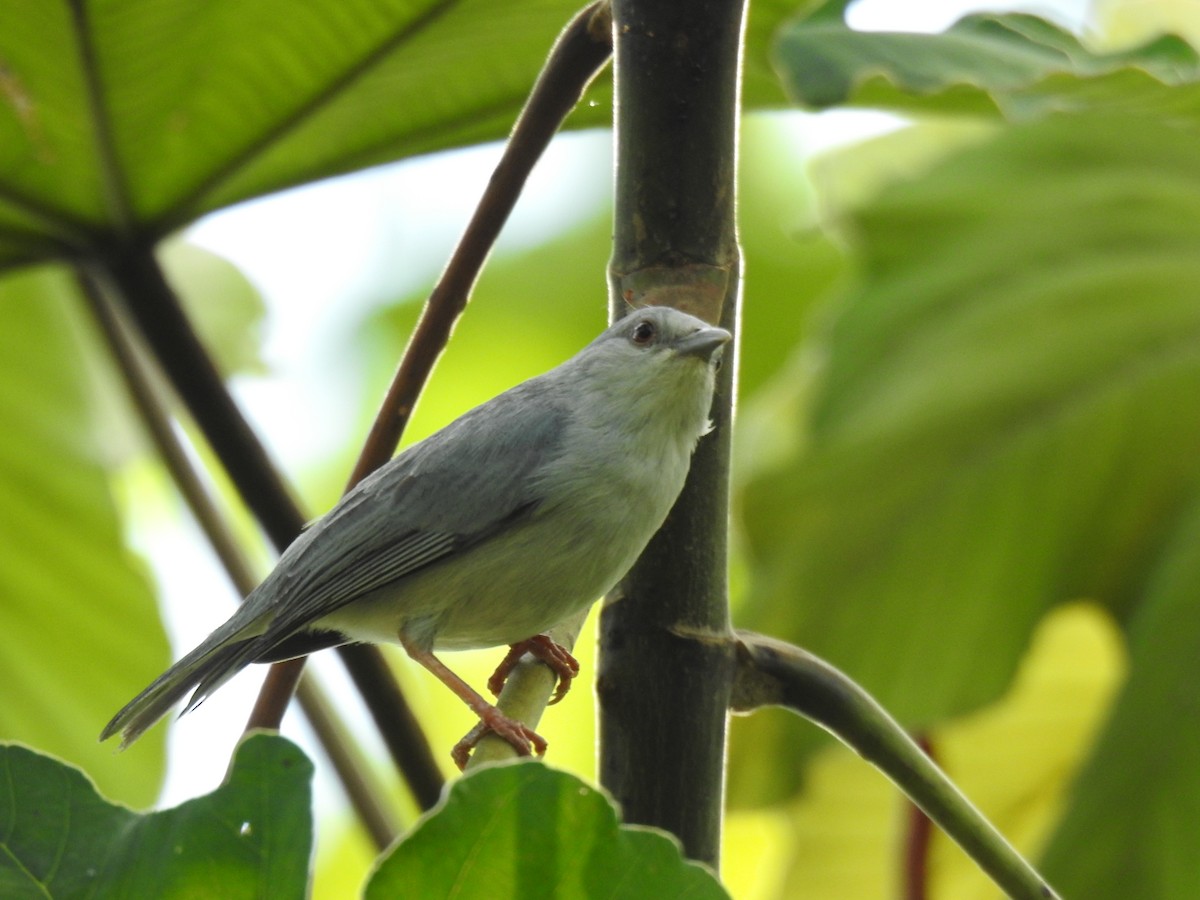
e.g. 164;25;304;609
100;621;266;748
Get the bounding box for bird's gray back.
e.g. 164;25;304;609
242;375;570;636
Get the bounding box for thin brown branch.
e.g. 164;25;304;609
344;0;613;488
903;734;936;900
246;659;307;732
76;270;400;848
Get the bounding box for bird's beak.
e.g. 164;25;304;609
674;326;731;361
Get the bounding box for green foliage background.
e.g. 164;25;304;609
2;0;1199;896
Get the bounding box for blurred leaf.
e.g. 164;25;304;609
729;109;1200;887
0;0;813;274
774;11;1200;119
161;238;268;377
1096;0;1200;50
0;733;312;899
1041;502;1200;897
737;115;847;396
0;0;610;261
366;762;728;899
720;807;793;900
806;118;998;228
0;266;167;807
763;605;1123;899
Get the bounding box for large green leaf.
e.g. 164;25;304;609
0;266;168;808
367;761;728;899
773;9;1200;119
730;113;1200;894
0;0;809;274
0;733;313;899
1041;503;1200;896
0;0;612;267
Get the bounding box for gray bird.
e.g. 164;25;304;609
101;306;730;766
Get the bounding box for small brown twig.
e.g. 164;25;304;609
344;0;613;488
903;734;936;900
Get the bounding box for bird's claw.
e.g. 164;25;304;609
451;708;548;770
487;634;580;705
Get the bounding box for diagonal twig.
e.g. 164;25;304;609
347;0;613;484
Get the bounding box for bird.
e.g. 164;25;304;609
101;306;730;767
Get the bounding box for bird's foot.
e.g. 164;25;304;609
451;708;548;770
487;634;580;705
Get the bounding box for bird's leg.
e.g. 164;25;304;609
487;634;580;705
399;635;547;770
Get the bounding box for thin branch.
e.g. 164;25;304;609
93;247;445;810
76;270;400;849
731;632;1061;900
344;0;613;488
903;734;936;900
463;611;588;770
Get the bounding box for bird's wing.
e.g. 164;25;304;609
248;381;567;642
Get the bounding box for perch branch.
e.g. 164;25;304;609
463;611;588;769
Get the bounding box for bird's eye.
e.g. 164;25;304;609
631;320;656;345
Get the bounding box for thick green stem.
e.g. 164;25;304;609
732;632;1062;900
598;0;746;869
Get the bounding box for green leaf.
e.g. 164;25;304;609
773;12;1200;118
160;238;268;378
0;0;833;275
0;266;168;808
730;109;1200;892
0;0;615;267
367;761;728;899
0;733;313;900
1041;503;1200;897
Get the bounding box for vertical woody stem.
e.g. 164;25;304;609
599;0;746;868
